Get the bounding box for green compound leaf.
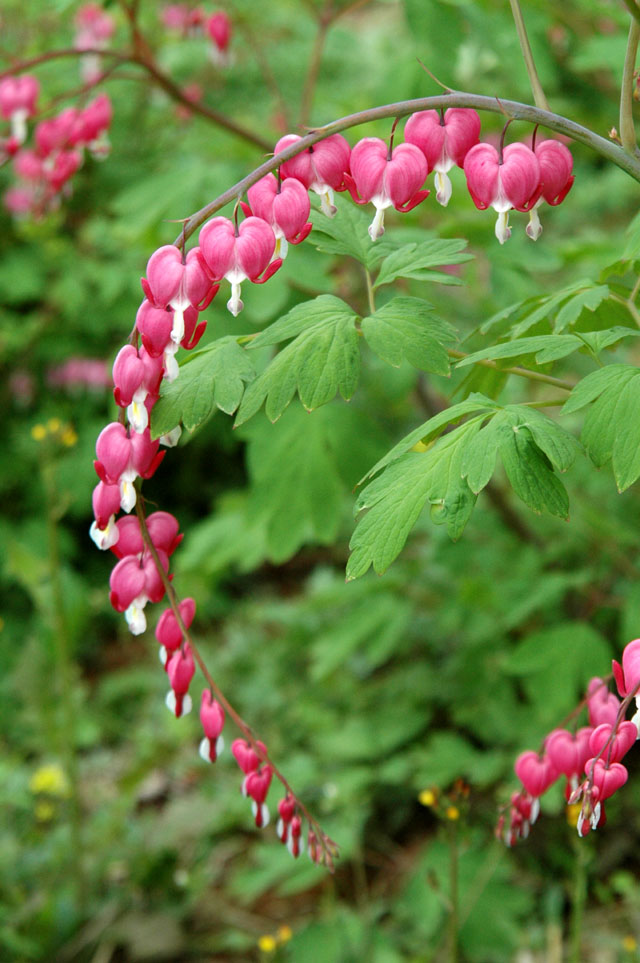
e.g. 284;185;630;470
347;417;484;579
563;364;640;491
359;394;499;484
373;238;472;288
361;297;457;374
455;328;638;370
462;406;578;511
151;337;256;438
480;280;610;339
309;195;394;270
235;296;360;425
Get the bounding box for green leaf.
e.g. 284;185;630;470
455;334;579;368
499;426;570;517
373;239;472;289
575;326;640;355
562;364;640;490
347;418;484;579
554;284;610;332
562;364;635;414
361;297;456;374
235;297;359;425
309;195;393;270
150;337;256;438
359;394;497;484
241;404;345;562
460;406;579;495
248;294;356;348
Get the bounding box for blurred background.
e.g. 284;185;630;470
2;0;640;960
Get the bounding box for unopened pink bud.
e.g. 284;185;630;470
207;11;231;52
166;643;195;717
534;139;574;206
231;738;267;775
612;639;640;697
92;480;122;529
95;422;132;484
113;345;145;408
155;597;196;654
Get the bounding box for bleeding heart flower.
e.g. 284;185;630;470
464;141;541;243
276;133;350;216
404;107;481;205
198;215;281;316
514;750;558;797
588;721;637;764
344;137;428;240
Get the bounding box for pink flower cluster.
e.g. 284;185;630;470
88;113;577;861
2;80;112;218
500;641;640;845
160;5;231;61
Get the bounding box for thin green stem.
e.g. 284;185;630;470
364;268;376;315
175;93;640;245
448;348;574;391
610;290;640;328
42;458;86;916
620;17;640;156
569;836;588;963
448;819;459;963
508;0;550;110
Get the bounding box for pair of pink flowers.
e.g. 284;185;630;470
464;136;574;243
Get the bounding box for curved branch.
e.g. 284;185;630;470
0;45;272;152
176;92;640;243
134;496;339;871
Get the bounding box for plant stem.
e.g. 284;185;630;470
299;3;333;127
610;291;640;328
134;496;339;870
364;268;376;315
447;348;574;391
448;819;459;963
569;836;588;963
508;0;550;110
41;457;86;916
620;17;640;156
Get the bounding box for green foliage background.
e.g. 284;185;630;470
3;0;640;960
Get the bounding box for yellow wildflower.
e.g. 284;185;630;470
31;424;47;441
277;925;292;943
258;934;277;953
29;763;71;797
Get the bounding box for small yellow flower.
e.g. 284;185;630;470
29;764;71;798
622;935;637;952
418;789;437;807
277;925;292;944
258;934;277;953
60;426;78;447
566;803;582;828
35;801;55;823
445;806;460;821
31;424;47;441
47;418;61;433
